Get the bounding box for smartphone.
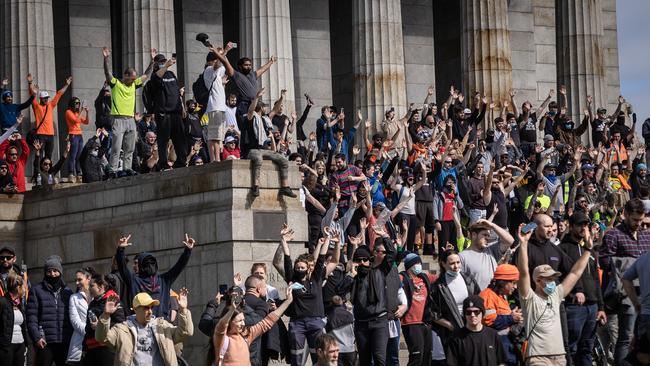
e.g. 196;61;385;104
171;52;177;59
219;284;228;295
231;42;238;49
340;107;344;114
521;222;537;234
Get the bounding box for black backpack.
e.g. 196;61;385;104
192;71;216;109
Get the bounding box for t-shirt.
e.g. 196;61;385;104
442;191;455;221
110;77;143;117
12;308;23;344
231;70;258;101
131;319;164;366
149;71;181;113
445;326;507;366
518;113;538;143
521;284;566;358
460;244;502;290
400;273;435;325
524;194;551;210
203;65;227;113
446;272;469;314
31;91;64;136
395;184;416;215
623;251;650;315
591;118;606;145
225;106;238;130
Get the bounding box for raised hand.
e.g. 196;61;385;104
33;140;43;151
117;234;132;248
559;85;566;95
587;95;593;105
65;76;73;86
348;234;363;247
233;272;242;287
102;47;111;58
178;287;189;310
427;85;434;96
1;78;8;86
270;55;278;63
509;89;517;98
517;223;533;246
104;294;119;315
26;74;33;83
548;89;555;98
183;233;195;249
256;87;265;98
280;223;295;242
352;145;361;156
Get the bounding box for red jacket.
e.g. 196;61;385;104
0;138;29;192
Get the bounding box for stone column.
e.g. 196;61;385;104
121;0;176;75
353;0;407;128
240;0;295;109
461;0;513;110
0;0;57;126
556;0;606;128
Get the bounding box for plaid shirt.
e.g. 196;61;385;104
600;223;650;271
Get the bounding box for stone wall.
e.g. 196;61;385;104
601;0;621;113
4;161;307;364
402;0;436;104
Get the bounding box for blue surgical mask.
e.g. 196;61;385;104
411;264;422;275
543;281;557;295
158;62;166;69
446;269;460;278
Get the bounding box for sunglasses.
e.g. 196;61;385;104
355;257;370;263
465;309;481;316
7;153;18;156
42;162;51;166
641;223;650;229
0;166;7;170
0;255;15;261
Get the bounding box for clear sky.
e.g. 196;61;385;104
617;0;650;129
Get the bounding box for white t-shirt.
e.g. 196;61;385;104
131;319;164;366
203;65;226;113
446;272;469;314
521;284;566;358
225;106;238;130
395;184;416;215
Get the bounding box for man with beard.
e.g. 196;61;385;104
26;255;73;366
135;131;159;173
451;93;487;141
516;89;554;155
591;96;624;147
314;334;340;366
349;239;396;366
114;233;195;321
0;246;25;298
224;55;277;124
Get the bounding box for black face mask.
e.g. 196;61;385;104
139;257;158;277
44;275;61;289
293;269;307;282
563;121;574;130
356;265;370;277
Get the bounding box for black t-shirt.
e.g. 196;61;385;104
284;254;326;319
487;189;508;228
591;118;607;145
518;113;538;143
150;71;181;113
445;326;507;366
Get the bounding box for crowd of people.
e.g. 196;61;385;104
1;36;650;366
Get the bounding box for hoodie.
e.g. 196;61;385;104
116;247;192;320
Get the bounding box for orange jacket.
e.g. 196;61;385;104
65;110;89;135
31;91;64;136
480;287;512;329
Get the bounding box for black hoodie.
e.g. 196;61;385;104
559;235;604;310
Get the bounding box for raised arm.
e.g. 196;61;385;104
212;46;235;77
160;234;194;283
509;90;519;118
535;89;554;117
101;47;113;83
248;88;265;121
256;55;277;78
516;225;532;298
155;56;176;79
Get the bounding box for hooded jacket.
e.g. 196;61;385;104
116;247;192;320
0;138;29;192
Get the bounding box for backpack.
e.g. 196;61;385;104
142;81;156;113
192;71;217;109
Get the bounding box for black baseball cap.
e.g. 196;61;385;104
569;212;590;226
0;246;16;256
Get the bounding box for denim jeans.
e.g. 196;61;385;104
67;134;83;176
355;316;389;366
566;303;598;366
614;304;637;364
468;208;486;224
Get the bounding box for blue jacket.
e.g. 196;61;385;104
26;279;73;344
327;127;357;162
0;88;34;129
116;247;192;320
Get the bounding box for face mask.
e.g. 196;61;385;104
289;282;305;291
158;63;166;69
411;264;422;275
90;150;99;157
139;258;158;277
293;269;307;281
446;269;460;278
546;172;556;178
543;281;557;295
356;265;370;277
548;111;557;117
44;275;60;287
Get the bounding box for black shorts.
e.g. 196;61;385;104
416;200;435;233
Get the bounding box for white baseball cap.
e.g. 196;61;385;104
39;91;50;98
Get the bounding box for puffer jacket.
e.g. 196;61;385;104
96;310;193;366
66;291;88;362
26;279;73;345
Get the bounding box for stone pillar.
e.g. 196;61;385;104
68;0;112;141
121;0;176;75
461;0;513;110
180;0;223;100
240;0;295;109
401;0;436;105
353;0;407;129
0;0;57;127
556;0;606;128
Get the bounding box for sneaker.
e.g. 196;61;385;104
279;187;297;198
68;174;76;183
251;185;260;197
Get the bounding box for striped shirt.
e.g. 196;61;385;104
329;165;364;211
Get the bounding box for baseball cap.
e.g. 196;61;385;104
0;246;16;256
597;107;607;114
582;163;595;171
533;264;561;282
543;134;554;141
224;136;236;144
463;108;472;114
153;54;167;63
39;91;50;99
569;212;590;226
132;292;160;309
